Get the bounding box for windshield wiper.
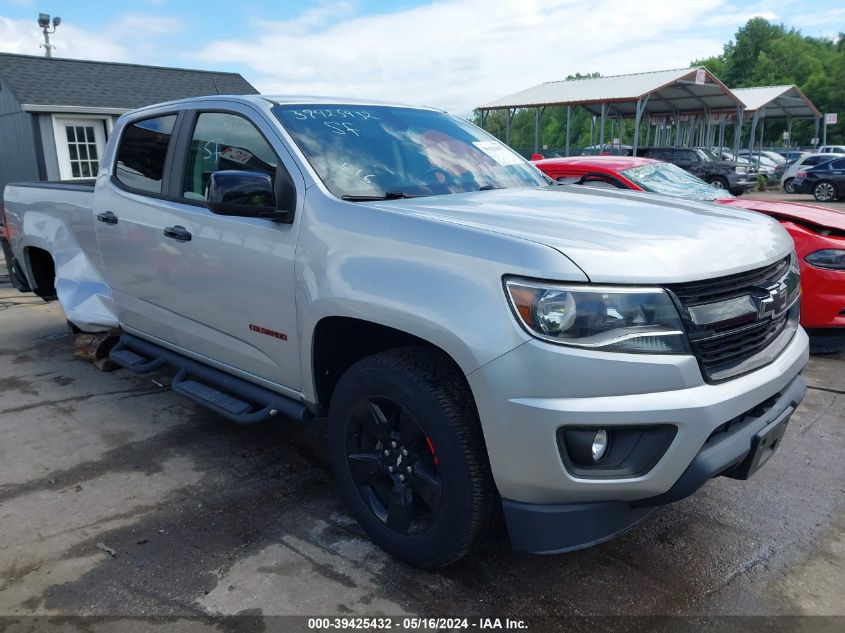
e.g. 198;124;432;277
341;191;416;202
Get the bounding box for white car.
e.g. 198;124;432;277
781;153;845;193
818;145;845;154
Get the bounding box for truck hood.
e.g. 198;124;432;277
372;187;793;284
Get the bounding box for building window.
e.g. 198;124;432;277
53;117;108;181
65;125;100;178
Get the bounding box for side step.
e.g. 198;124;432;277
109;334;313;426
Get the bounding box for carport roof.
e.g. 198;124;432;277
477;67;744;116
731;85;821;119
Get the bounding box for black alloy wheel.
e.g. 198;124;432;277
345;396;441;535
327;347;497;568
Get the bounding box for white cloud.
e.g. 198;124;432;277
192;0;730;115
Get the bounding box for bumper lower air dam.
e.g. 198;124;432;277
502;374;806;554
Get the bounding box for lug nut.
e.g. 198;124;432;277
406;466;413;473
388;466;395;473
391;441;398;448
399;474;406;482
402;449;409;456
384;449;390;456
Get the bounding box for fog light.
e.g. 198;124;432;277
591;430;609;462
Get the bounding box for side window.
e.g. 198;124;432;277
580;174;626;189
183;112;278;200
674;149;698;163
831;159;845;169
648;149;672;161
805;156;824;166
115;115;177;194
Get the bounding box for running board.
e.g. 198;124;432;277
109;334;313;426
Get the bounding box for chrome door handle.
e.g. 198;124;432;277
163;225;192;242
96;211;118;225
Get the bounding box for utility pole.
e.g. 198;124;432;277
38;13;61;58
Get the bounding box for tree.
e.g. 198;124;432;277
692;18;844;144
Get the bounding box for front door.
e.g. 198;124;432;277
152;107;304;391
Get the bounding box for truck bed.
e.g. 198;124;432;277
2;179;117;331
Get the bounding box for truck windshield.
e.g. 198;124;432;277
621;162;733;201
272;104;547;199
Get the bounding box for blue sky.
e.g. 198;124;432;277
1;0;843;114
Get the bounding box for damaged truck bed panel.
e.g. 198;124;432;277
3;181;117;331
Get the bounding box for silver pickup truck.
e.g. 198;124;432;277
1;95;808;568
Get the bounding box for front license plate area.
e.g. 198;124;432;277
728;407;793;480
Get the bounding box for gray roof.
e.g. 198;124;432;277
0;53;258;112
731;85;821;119
478;67;743;117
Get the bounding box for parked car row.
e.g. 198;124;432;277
531;154;845;351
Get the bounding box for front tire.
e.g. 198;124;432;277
813;181;838;202
327;347;497;568
783;178;796;194
707;176;729;190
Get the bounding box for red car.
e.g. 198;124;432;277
533;155;845;350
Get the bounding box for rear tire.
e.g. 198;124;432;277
783;178;796;194
327;347;497;568
813;181;838;202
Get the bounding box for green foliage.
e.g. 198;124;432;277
692;18;844;144
474;18;844;152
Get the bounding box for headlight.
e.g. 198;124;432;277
505;278;690;354
736;166;748;175
805;249;845;270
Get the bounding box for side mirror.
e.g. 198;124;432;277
206;170;294;223
530;153;545;161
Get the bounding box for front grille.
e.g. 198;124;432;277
666;256;799;382
693;311;789;367
669;257;789;306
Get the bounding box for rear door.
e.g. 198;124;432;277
94;111;182;343
151;104;305;391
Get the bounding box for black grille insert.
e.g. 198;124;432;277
669;257;790;306
666;257;798;382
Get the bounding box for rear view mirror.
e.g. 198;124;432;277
206;170;294;223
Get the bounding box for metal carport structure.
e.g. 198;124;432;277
476;67;747;157
731;85;823;155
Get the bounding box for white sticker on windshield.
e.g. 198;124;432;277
472;141;523;166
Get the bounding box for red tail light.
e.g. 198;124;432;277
796;171;807;178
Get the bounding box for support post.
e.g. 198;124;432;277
823;116;828;146
565;105;571;157
505;108;513;145
717;116;726;158
532;107;546;155
734;107;744;157
747;111;759;157
599;103;607;153
814;116;821;148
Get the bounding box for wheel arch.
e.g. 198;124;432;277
23;245;57;299
310;316;479;416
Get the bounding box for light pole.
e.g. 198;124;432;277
37;13;61;58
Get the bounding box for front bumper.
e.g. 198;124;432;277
468;327;808;505
502;372;805;554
